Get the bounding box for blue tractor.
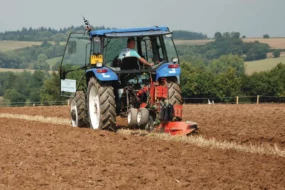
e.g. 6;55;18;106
60;22;197;135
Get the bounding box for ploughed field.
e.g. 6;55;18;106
0;104;285;189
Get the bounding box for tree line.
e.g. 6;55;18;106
0;71;65;106
1;58;284;105
177;32;280;61
180;53;285;102
172;30;207;40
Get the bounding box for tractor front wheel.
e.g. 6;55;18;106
87;77;116;131
70;91;88;127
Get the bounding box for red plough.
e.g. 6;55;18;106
128;80;198;136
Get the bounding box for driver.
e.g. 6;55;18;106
118;37;154;67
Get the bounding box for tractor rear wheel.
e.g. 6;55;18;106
87;77;116;131
167;82;183;105
167;81;183;121
70;91;88;128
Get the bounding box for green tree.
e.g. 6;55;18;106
242;72;283;96
214;32;222;40
3;89;26;106
172;30;207;40
208;54;245;77
214;68;242;100
246;43;269;61
40;72;66;105
273;49;281;58
40;40;51;47
263;34;270;38
14;71;31;96
29;88;41;103
37;53;48;63
53;33;67;43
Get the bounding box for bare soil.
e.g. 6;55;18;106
0;104;285;189
184;104;285;149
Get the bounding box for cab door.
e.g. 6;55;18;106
60;33;91;97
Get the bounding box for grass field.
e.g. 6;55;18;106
242;38;285;49
0;68;38;73
174;37;285;49
0;68;56;74
245;56;285;75
0;40;42;51
0;40;66;52
174;39;213;45
46;57;62;69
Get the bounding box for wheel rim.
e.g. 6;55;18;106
70;100;78;127
137;111;142;124
89;86;100;129
127;111;131;124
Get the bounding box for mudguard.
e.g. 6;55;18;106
86;67;118;81
155;63;181;81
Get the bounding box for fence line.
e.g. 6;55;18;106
183;95;285;104
0;95;285;107
0;101;68;107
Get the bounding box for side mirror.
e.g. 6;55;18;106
60;68;66;80
68;41;76;54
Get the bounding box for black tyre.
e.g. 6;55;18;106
70;91;88;127
167;81;182;121
137;108;149;128
167;82;183;105
127;108;138;128
87;77;116;131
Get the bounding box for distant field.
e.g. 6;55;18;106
242;38;285;49
245;56;285;75
0;68;56;74
174;38;285;49
0;41;66;52
0;40;41;51
46;57;62;69
174;39;213;45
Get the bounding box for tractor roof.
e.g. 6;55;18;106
90;26;171;38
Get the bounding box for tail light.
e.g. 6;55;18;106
168;64;179;68
96;69;108;73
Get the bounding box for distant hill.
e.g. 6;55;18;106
174;38;285;49
0;41;42;51
172;30;207;40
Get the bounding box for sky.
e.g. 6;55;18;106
0;0;285;37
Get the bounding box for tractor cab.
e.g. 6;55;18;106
87;27;181;85
60;26;180;96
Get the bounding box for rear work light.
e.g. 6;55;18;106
168;64;179;68
96;69;108;73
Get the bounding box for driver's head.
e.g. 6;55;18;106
127;37;136;49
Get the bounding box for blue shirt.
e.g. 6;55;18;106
118;48;141;61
